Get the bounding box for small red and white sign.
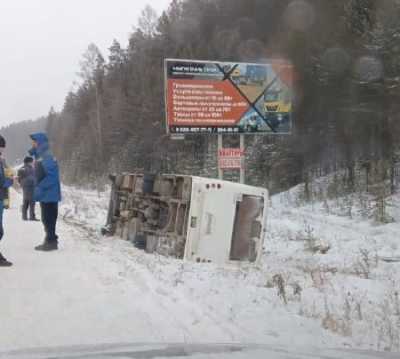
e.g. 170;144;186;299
218;148;244;169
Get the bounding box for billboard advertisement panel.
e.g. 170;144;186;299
164;59;293;134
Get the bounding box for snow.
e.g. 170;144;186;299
59;184;109;233
266;181;400;351
2;344;400;359
1;181;400;355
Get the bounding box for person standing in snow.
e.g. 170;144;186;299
0;135;14;267
18;156;38;221
29;133;61;251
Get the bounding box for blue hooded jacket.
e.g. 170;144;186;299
29;133;61;203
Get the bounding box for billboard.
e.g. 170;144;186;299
164;59;293;135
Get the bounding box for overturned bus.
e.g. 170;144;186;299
102;174;268;266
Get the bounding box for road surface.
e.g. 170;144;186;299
1;190;243;351
1;190;397;358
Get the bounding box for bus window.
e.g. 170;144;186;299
230;195;264;262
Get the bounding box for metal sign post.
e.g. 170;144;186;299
218;134;223;180
240;134;245;184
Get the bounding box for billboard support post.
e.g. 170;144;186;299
218;134;223;180
240;134;245;184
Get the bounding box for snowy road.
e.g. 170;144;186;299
1;187;399;357
1;190;243;351
0;189;337;353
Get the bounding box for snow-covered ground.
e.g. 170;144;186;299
1;181;399;356
59;184;110;234
267;183;400;352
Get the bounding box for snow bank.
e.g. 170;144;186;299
59;185;110;234
59;182;400;352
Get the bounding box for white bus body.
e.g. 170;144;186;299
103;174;268;266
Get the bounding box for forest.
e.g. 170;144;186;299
13;0;400;198
1;117;47;165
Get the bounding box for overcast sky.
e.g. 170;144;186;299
0;0;170;127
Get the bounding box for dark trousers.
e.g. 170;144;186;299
0;200;4;241
22;200;36;220
40;202;59;243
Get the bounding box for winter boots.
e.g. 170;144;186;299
0;252;12;267
34;241;58;251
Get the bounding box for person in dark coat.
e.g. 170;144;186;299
0;135;14;267
29;133;61;251
18;156;38;221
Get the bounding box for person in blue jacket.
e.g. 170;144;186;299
0;135;14;266
29;133;61;251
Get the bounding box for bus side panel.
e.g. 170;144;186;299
185;178;268;266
